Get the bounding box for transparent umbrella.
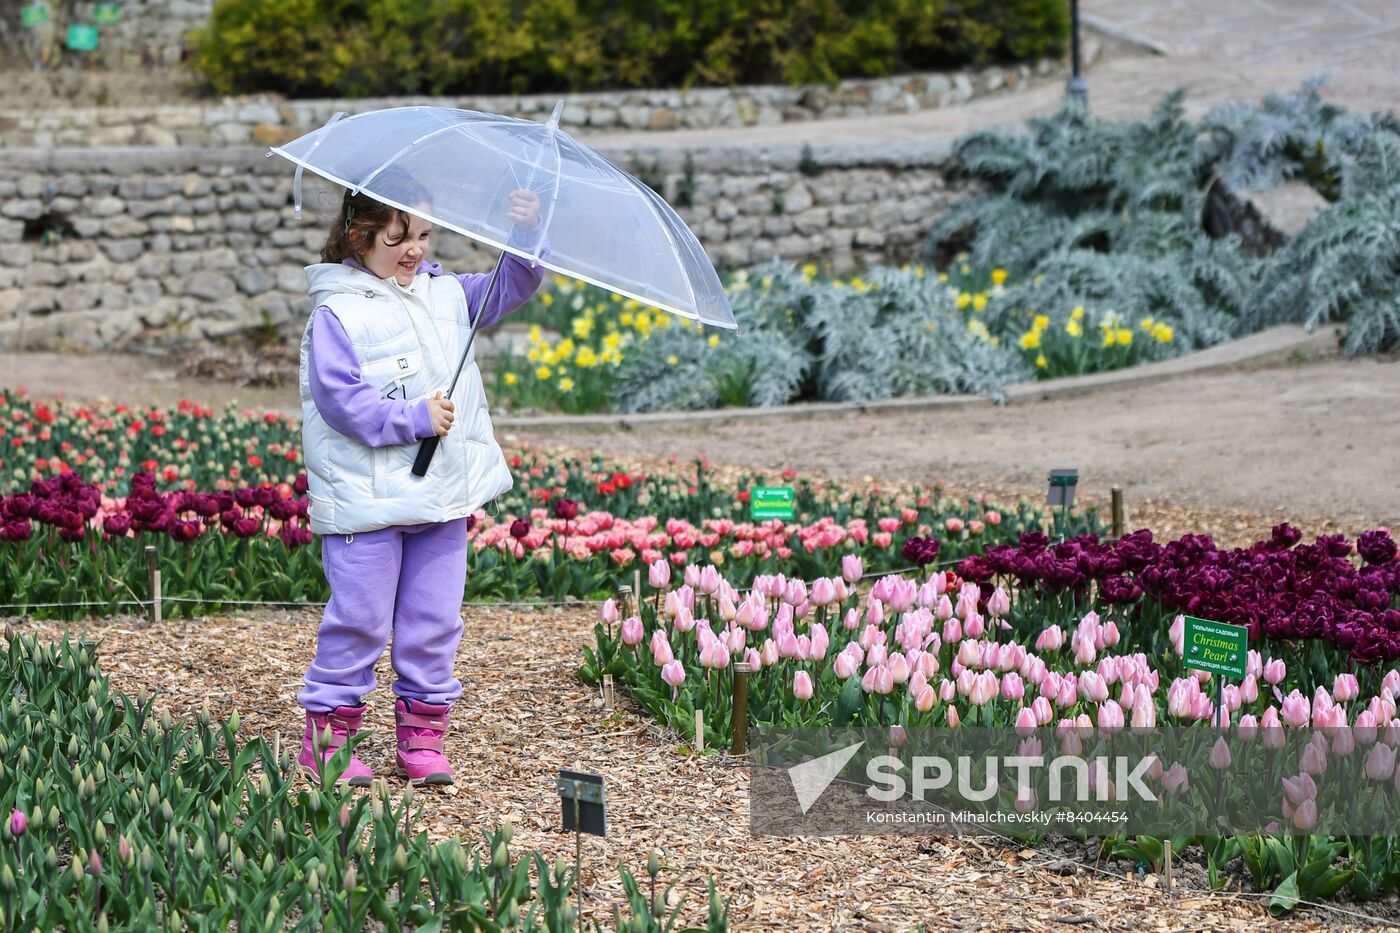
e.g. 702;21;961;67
269;102;735;330
269;102;737;475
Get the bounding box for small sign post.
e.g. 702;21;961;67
557;769;607;933
1046;469;1078;539
21;2;50;27
66;24;99;52
750;486;795;522
1182;615;1246;831
94;3;122;25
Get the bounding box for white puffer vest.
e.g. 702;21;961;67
298;263;513;535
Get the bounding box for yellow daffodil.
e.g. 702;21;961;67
503;372;517;386
801;263;817;279
528;324;542;343
624;298;640;310
620;312;633;325
1102;329;1117;348
991;268;1008;285
1036;353;1047;368
1032;314;1050;331
955;292;971;310
1140;316;1155;331
558;377;574;392
1019;330;1042;350
1116;328;1133;345
1070;306;1085;321
1151;323;1174;343
916;267;926;279
540;293;554;307
850;277;868;291
708;335;720;347
972;292;988;312
535;365;552;380
603;332;621;351
1066;321;1083;338
557;338;575;357
526;347;541;363
666;354;679;365
937;272;948;283
576;346;598;368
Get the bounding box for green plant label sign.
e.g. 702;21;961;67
66;24;99;51
750;486;794;521
94;3;122;24
1183;616;1247;679
20;3;50;27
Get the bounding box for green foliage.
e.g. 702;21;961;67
0;632;729;930
926;83;1400;357
193;0;1067;98
609;260;1028;412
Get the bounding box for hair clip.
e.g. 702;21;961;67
343;205;356;234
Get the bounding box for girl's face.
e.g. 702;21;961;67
360;211;432;287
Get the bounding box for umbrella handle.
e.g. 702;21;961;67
411;435;440;477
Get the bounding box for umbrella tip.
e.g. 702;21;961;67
548;100;564;129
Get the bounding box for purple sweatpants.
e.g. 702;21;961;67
298;517;469;712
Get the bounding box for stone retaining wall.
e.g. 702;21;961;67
0;56;1080;148
0;142;962;352
12;0;210;70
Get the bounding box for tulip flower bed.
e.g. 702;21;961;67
579;542;1400;910
0;631;731;932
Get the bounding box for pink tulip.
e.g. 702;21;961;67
1366;743;1396;782
946;706;961;728
1096;702;1124;735
841;554;863;584
1014;786;1036;813
889;725;908;749
914;684;936;713
1356;709;1380;745
1079;671;1109;705
744;647;762;672
1334;673;1360;703
1237;713;1258;742
1260;707;1286;749
888;653;911;685
939;679;957;702
661;660;685;689
1262;659;1286;685
969;671;998;707
600;599;619;625
648;560;671;589
1300;738;1329;776
1072;636;1096;667
1208;737;1232;770
808;623;830;661
760;638;779;667
650;631;674;666
683;565;701;589
1162;763;1189;792
1034;625;1065;652
834;649;860;680
1057;721;1082;756
1015;707;1038;737
811;578;837;607
793;671;814;702
874;666;895;695
1001;672;1025;702
963;612;985;639
620;616;644;646
1240;674;1259;705
866;643;889;669
861;666;881;694
1280;691;1310;728
1032;696;1054;726
934;595;953;621
726;625;746;654
1292;799;1318;832
9;810;26;838
1282;772;1317;806
718;592;737;623
842;607;860;631
1130;696;1157;730
1384;669;1400;699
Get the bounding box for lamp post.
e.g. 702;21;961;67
1067;0;1088;107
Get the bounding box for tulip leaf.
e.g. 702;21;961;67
1269;872;1301;915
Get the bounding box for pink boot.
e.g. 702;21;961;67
298;705;374;787
394;698;455;786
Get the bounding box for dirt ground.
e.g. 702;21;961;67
6;350;1397;543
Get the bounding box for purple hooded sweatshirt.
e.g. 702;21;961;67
307;251;545;446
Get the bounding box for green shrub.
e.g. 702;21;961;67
192;0;1067;98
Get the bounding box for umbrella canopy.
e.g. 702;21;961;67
269;103;736;330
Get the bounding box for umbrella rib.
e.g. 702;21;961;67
634;180;701;321
354;120;475;193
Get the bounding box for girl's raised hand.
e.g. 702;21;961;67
428;391;455;436
507;188;541;230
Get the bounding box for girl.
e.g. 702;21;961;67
296;183;544;786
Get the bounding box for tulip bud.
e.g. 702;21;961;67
229;710;240;733
88;849;103;877
95;822;107;847
263;853;274;874
0;865;13;893
393;845;408;874
267;895;281;925
500;818;513;844
339;803;351;831
48;806;59;832
307;868;320;893
141;846;154;872
118;835;133;865
342;864;357;893
193;836;206;861
647;850;661;878
147;784;160;808
491;841;509;873
9;809;27;839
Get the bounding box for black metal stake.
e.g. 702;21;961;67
1067;0;1088;107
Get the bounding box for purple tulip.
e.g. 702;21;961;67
8;810;26;838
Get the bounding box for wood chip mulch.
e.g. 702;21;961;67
10;606;1383;932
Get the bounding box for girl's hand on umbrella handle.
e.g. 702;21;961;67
507;188;541;230
428;391;455;436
